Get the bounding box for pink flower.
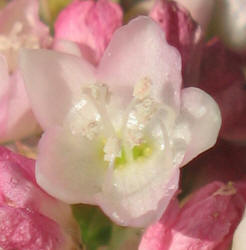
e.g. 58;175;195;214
198;38;246;141
54;0;122;65
150;0;203;84
139;181;245;250
0;146;80;250
0;0;51;143
20;16;221;227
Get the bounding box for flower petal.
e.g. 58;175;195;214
0;71;40;143
0;146;81;248
54;0;123;65
19;49;96;129
150;0;203;85
173;87;221;167
36;126;106;205
98;151;179;227
53;39;83;57
98;16;182;110
0;57;40;143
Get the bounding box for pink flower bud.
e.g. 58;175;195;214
150;0;203;84
54;0;123;65
0;146;81;250
139;181;245;250
198;38;246;141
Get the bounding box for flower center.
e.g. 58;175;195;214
76;77;174;169
0;22;40;72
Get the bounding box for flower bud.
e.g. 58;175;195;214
54;0;122;65
150;0;203;84
139;181;245;250
0;146;81;250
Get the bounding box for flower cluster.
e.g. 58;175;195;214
0;0;245;249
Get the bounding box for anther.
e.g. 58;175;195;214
133;77;152;100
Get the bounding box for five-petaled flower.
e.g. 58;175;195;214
20;16;221;227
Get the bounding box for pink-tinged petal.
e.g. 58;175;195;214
98;153;180;227
175;0;214;31
198;38;246;141
0;206;64;250
0;71;40;143
140;181;245;250
232;209;246;250
19;49;96;129
98;16;182;110
53;39;83;57
150;0;203;84
0;0;50;42
36;126;106;204
173;87;221;167
54;0;122;65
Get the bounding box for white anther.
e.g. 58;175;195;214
135;98;157;123
133;77;152;100
103;136;121;162
81;120;100;140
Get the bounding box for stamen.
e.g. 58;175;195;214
81;120;100;140
133;77;152;100
135;98;157;123
84;83;115;137
103;136;121;162
122;77;158;150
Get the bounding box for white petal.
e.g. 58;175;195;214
98;150;179;227
36;126;105;204
19;49;96;129
98;16;182;110
173;87;221;167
